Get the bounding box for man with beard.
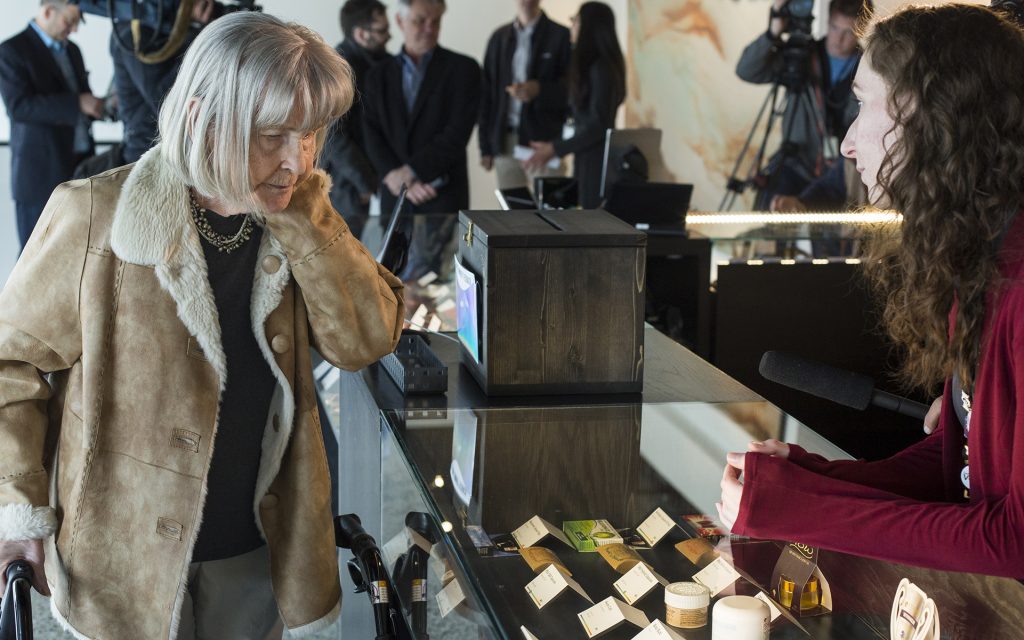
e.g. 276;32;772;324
322;0;392;240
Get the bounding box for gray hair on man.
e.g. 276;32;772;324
158;12;355;212
396;0;446;16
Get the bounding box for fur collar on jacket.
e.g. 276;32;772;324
109;146;293;392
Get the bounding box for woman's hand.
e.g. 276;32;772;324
717;457;744;530
522;141;555;172
747;438;790;458
717;440;788;530
0;538;49;596
923;397;942;434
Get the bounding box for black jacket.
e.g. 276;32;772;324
363;46;481;215
478;12;571;156
0;26;93;204
554;61;624;209
321;39;386;225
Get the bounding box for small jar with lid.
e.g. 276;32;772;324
665;582;710;629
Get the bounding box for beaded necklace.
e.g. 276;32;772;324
188;190;254;253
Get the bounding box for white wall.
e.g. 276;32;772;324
0;0;626;284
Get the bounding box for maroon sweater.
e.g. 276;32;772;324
733;216;1024;577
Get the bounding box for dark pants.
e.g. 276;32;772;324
110;24;188;163
15;200;47;251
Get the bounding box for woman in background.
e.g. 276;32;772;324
719;3;1024;578
524;1;625;208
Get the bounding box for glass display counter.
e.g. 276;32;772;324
324;326;1024;640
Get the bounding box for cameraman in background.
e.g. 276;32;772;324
736;0;872;208
104;0;216;163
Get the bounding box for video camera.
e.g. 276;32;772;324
77;1;262;36
769;0;816;91
771;0;814;37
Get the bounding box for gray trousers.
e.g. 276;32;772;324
175;545;283;640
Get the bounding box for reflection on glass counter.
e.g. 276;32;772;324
365;395;1024;639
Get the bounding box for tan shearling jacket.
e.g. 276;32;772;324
0;146;404;639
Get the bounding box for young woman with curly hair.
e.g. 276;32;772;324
718;3;1024;577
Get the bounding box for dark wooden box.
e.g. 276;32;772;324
457;209;646;395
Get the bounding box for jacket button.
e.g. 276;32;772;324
260;494;279;509
271;335;290;354
262;255;282;274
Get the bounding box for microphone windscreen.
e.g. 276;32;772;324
758;351;875;410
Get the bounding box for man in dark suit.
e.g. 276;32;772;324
0;0;104;250
363;0;481;279
479;0;570;191
322;0;391;241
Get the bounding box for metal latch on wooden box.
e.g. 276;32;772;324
463;220;474;247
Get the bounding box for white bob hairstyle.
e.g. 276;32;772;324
158;12;354;212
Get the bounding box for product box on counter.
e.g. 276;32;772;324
563;519;623;552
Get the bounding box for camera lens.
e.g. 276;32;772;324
786;0;815;19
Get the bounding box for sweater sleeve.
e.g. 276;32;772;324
732;450;1024;577
783;415;947;502
732;311;1024;577
735;32;778;85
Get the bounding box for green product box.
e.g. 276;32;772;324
562;519;623;552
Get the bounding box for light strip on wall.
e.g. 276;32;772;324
687;211;902;225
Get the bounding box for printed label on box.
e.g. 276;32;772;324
577;596;650;638
525;564;591;609
512;516;573;549
636;508;678;547
613;562;664;605
692;556;742;597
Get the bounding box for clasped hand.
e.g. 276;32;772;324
717;439;790;530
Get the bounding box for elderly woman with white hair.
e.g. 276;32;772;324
0;11;403;640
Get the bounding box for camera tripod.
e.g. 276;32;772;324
720;49;836;211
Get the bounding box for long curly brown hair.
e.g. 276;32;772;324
862;4;1024;393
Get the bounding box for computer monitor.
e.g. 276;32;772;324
495;187;537;211
599;128;668;199
601;182;692;232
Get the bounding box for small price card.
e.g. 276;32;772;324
512;515;573;549
692;556;742;596
630;620;686;640
636;508;678;547
613;562;667;605
755;591;784;621
436;578;465;618
520;626;540;640
577;596;650;638
525;564;592;609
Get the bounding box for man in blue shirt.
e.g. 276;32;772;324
0;0;104;249
363;0;481;279
735;0;873;209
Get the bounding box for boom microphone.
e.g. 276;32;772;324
758;351;929;420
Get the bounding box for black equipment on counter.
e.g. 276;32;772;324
601;182;692;234
759;351;929;420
